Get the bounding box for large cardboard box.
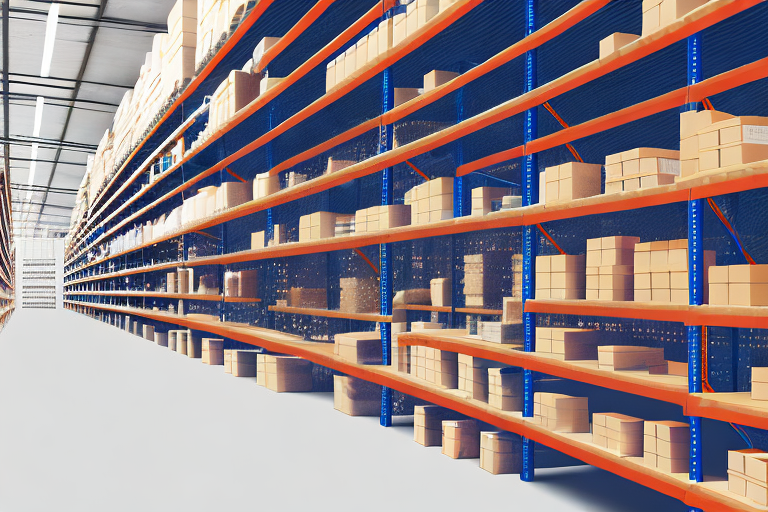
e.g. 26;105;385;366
333;375;380;416
480;431;522;474
442;419;480;459
334;331;382;365
231;350;259;377
201;338;224;365
430;278;451;307
414;405;456;446
261;355;313;392
597;345;665;371
534;392;589;433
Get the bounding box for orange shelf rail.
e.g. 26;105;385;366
268;304;391;323
63;299;761;512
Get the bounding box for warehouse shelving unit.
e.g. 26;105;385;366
63;0;768;511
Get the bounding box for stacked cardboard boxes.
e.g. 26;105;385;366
228;350;259;377
216;180;252;211
535;327;601;360
354;205;411;233
289;287;327;309
709;264;768;307
162;0;197;99
463;253;507;307
223;269;259;298
410;346;458;388
480;431;522;474
752;368;768;401
471;187;511;216
442;419;480;459
604;148;680;193
511;253;524;298
697;116;768;173
334;331;382;365
535;254;586;300
339;277;379;313
201;338;224;365
598;345;665;371
642;0;709;37
598;32;639;60
586;236;639;301
414;405;457;446
405;178;454;225
251;231;266;249
644;420;689;474
253;172;279;200
728;449;768;506
207;70;259;136
257;355;313;392
634;240;715;303
592;413;644;457
544;162;602;203
487;368;523;412
679;109;735;177
299;211;337;242
458;354;504;402
333;375;380;416
477;321;522;344
533;393;589;432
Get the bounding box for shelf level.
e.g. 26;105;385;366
268;305;391;323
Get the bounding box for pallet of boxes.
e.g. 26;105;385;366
709;264;768;307
644;420;689;474
536;254;586;300
405;178;454;225
729;449;768;506
586;236;639;301
604;149;680;193
633;239;715;304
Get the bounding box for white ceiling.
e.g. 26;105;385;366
2;0;177;237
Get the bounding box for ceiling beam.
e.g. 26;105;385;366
2;0;13;247
10;72;133;89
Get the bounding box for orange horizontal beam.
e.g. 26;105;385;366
525;299;690;324
268;305;391;323
455;307;503;315
401;304;452;313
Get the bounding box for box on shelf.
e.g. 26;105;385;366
442;419;480;459
463;252;508;307
250;231;266;250
299;211;337;242
502;297;523;324
535;327;600;360
208;70;259;136
289;287;327;309
477;321;522;345
458;354;504;402
604;148;680;193
592;413;644;457
708;264;768;307
728;449;768;505
415;405;457;446
409;345;458;388
334;331;382;365
752;367;768;401
333;375;380;416
644;420;690;474
430;278;451;307
533;392;589;433
481;431;522;474
487;368;522;412
406;178;453;226
355;204;410;233
471;187;511;216
635;240;715;304
202;338;224;365
643;0;707;37
259;76;284;95
544;162;602;204
586;236;639;301
339;277;379;313
535;254;586;300
599;32;639;60
597;345;665;371
254;172;279;199
423;69;459;91
258;354;313;392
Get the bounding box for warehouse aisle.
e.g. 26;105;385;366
0;309;686;512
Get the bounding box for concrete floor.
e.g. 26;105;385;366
0;308;687;512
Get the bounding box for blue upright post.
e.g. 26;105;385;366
686;33;704;502
379;9;395;427
521;0;538;483
266;104;277;330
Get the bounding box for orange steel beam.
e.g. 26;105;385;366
405;160;430;181
353;248;380;274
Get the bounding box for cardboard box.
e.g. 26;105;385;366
334;375;380;416
394;87;420;107
154;332;168;347
143;324;155;341
334;331;382;365
261;355;313;392
442;419;480;459
480;432;521;474
430;278;451;307
424;69;459;91
642;0;663;36
599;32;639;60
415;405;456;446
659;0;709;27
231;350;259;377
597;346;665;371
187;334;202;359
729;283;768;307
201;338;224;365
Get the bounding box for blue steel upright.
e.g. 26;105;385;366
265;103;277;330
521;0;538;484
685;33;704;499
379;13;395;426
451;67;468;329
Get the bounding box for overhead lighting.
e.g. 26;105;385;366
33;96;45;138
40;3;60;78
25;144;39;202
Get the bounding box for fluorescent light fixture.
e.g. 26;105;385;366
33;96;45;138
40;3;60;78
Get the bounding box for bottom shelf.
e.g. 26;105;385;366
63;299;763;512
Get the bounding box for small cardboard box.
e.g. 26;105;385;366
599;32;639;60
334;375;380;416
442;419;480;459
430;278;452;307
424;69;459;91
334;331;382;365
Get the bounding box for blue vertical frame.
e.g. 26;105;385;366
521;0;537;483
685;33;704;496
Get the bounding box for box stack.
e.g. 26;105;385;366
177;268;194;294
700;116;768;172
535;254;586;300
201;338;224;365
709;264;768;307
728;449;768;506
405;178;454;225
535;327;600;360
679;110;735;178
289;287;327;309
598;33;639;60
597;345;665;371
231;350;259;377
334;331;382;364
480;432;522;474
207;70;259;136
533;393;589;433
143;325;155;341
257;355;313;392
487;368;523;412
644;420;689;474
544;162;602;203
216;180;252;210
334;214;355;237
752;368;768;401
423;69;459;92
333;375;380;416
223;269;259;298
458;354;504;402
162;0;197;99
511;254;524;298
154;332;168;347
477;321;522;344
354;205;411;234
471;187;511;216
502;297;523;325
634;240;715;303
586;236;639;301
414;405;457;446
604;148;680;194
592;413;644;457
642;0;709;37
299;211;337;242
442;419;480;459
410;346;458;388
339;277;379;313
463;252;507;307
430;278;451;307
